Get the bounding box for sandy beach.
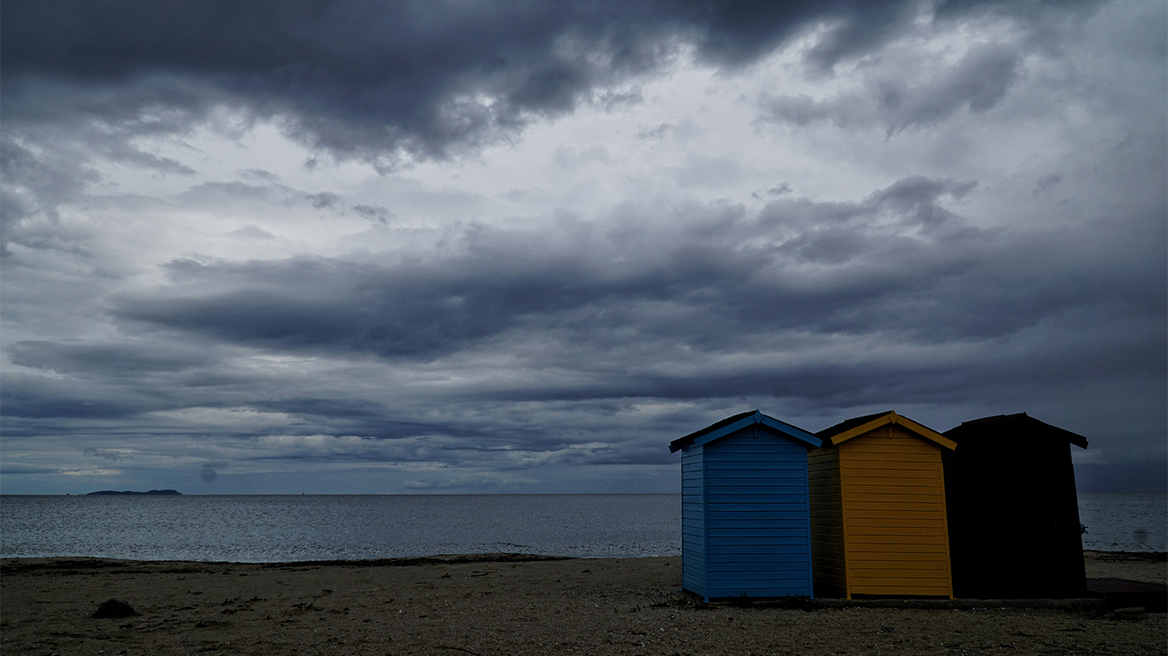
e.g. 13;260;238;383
2;551;1164;656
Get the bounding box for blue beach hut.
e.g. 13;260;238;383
669;410;822;600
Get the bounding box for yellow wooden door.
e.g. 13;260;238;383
840;426;952;597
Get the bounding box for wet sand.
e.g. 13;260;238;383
2;551;1164;655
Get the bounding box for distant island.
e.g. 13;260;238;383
86;489;182;496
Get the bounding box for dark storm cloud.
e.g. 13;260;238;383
108;176;1163;398
0;372;146;420
4;167;1160;481
0;463;63;475
0;139;99;254
2;371;246;436
2;339;257;427
9;341;209;376
761;40;1024;132
307;192;394;223
1;0;1158;494
4;0;663;165
1;0;1098;165
352;205;393;225
0;0;1110;257
306;192;342;210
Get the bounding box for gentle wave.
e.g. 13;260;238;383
0;493;680;562
1;492;1162;562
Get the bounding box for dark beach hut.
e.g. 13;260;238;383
943;413;1089;598
808;410;956;599
669;410;822;600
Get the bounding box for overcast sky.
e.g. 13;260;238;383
2;0;1164;495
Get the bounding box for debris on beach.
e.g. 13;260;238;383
93;599;138;618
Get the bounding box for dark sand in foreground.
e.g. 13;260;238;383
2;551;1164;655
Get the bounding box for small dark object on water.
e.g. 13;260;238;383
93;599;138;618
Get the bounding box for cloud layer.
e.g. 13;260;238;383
2;0;1163;493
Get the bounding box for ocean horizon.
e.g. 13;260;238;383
2;492;1163;563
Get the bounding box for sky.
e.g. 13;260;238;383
1;0;1164;495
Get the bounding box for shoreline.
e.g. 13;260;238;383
3;552;1164;655
2;548;1164;567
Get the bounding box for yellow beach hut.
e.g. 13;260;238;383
808;410;956;599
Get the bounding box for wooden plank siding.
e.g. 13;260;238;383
680;448;707;598
702;431;815;599
672;411;820;601
943;414;1088;598
809;414;954;599
808;446;846;597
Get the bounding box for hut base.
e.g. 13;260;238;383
1086;578;1168;612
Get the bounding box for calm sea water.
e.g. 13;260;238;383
1077;492;1166;552
1;493;1162;562
0;494;679;562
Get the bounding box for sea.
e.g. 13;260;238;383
1;493;1163;563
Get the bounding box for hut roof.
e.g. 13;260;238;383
944;412;1088;449
816;410;956;450
669;410;821;452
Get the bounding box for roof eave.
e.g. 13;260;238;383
669;410;821;452
757;415;822;448
827;411;956;450
944;412;1088;449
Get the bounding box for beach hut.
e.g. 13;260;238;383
669;410;822;600
943;413;1089;598
808;410;956;599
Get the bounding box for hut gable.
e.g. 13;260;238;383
670;410;821;453
819;410;957;450
943;413;1088;598
672;410;821;600
945;412;1088;449
809;411;955;599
